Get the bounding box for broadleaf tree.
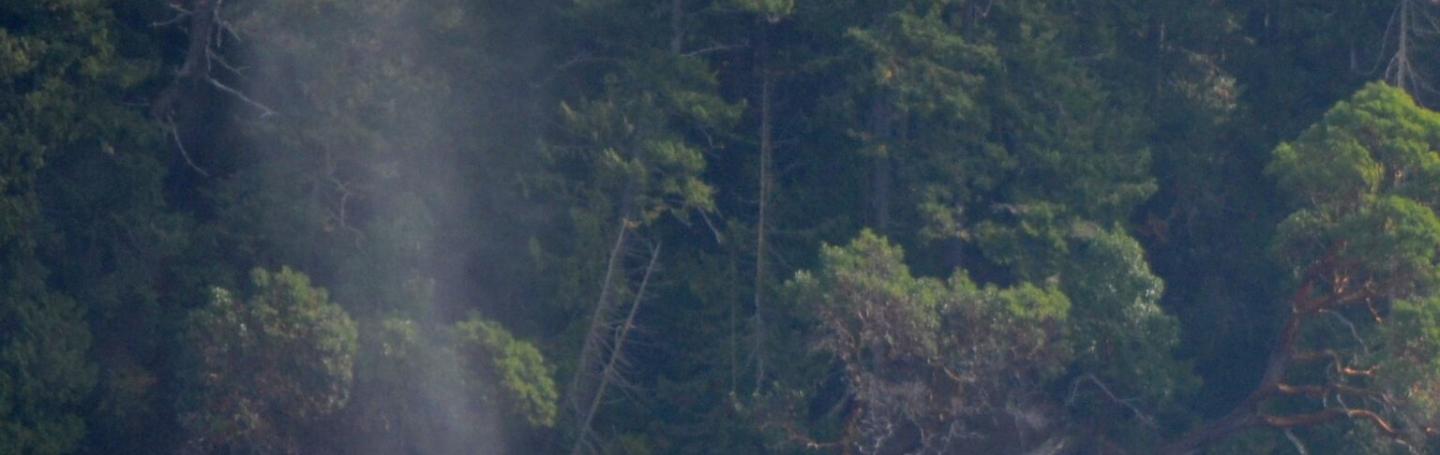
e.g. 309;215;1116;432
1165;82;1440;453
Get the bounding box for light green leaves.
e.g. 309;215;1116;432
551;53;739;225
1269;83;1440;211
454;315;559;428
780;230;1072;450
177;267;358;453
1060;228;1194;431
1269;83;1440;292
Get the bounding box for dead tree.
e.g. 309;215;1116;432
1383;0;1440;99
752;13;775;393
152;0;274;177
568;221;661;455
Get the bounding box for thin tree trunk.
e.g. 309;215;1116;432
567;218;629;417
729;250;740;395
753;20;774;391
153;0;215;118
670;0;685;55
1398;0;1410;90
571;242;661;455
868;96;894;232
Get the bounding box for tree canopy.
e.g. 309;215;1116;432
9;1;1440;454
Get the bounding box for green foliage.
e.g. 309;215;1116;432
0;292;95;455
176;267;357;453
455;315;559;428
343;315;478;455
1059;227;1196;446
1270;83;1440;212
834;0;1155;281
1269;83;1440;289
548;53;739;225
1382;296;1440;435
10;0;1440;453
0;1;157;452
1065;228;1186;403
775;230;1072;452
1257;82;1440;450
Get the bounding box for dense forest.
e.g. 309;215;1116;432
12;0;1440;453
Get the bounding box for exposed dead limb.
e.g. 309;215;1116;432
1066;373;1157;428
151;7;192;28
696;208;724;244
1384;0;1440;98
153;0;274;122
567;218;629;417
155;0;214;116
769;419;845;451
319;150;364;242
208;77;275;117
162;115;210;177
752;17;774;392
206;48;246;76
1283;428;1310;455
571;241;660;455
669;0;685;55
530;54;623;89
683;42;749;57
211;0;242;46
1321;309;1370;356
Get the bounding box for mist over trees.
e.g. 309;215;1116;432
9;0;1440;454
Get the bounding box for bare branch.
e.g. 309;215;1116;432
162;115;210;177
696;209;725;245
1283;429;1309;455
151;10;192;28
683;42;749;57
1066;373;1157;428
207;48;246;76
208;77;275;118
567;219;629;416
571;241;661;455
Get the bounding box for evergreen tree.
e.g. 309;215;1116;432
0;1;160;452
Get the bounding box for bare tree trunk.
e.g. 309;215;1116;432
571;242;661;455
567;218;630;421
153;0;216;119
868;96;894;233
729;250;740;395
1384;0;1439;97
752;19;775;391
670;0;685;55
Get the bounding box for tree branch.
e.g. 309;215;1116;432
162;115;210;177
1260;408;1399;437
